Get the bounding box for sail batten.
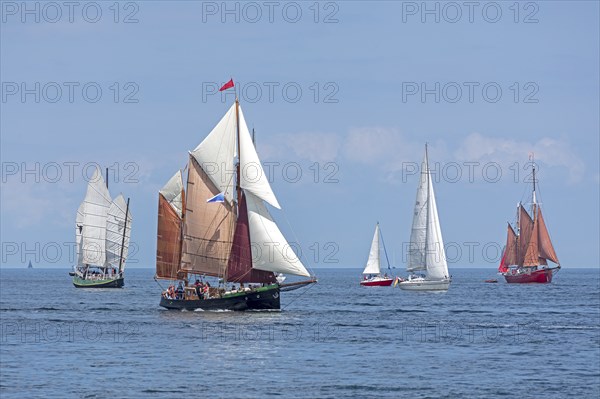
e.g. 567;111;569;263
362;224;381;275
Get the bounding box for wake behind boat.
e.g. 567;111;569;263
155;91;316;311
397;144;450;291
72;167;132;288
360;223;393;286
498;158;560;283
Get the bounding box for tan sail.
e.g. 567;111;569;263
523;205;540;267
180;155;235;277
504;223;518;266
518;205;534;266
156;194;183;279
536;208;559;264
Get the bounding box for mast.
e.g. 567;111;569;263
178;171;186;279
118;197;130;274
516;202;520;266
105;167;109;189
231;97;242;284
235;98;242;216
424;143;430;272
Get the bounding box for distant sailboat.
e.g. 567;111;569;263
155;96;316;311
397;145;451;291
498;159;560;283
27;261;33;269
360;223;393;286
72;167;132;288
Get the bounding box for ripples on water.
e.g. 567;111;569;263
1;268;599;398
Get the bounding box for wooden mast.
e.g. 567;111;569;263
118;198;130;276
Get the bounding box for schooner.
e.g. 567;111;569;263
72;167;132;288
498;159;560;283
155;95;316;310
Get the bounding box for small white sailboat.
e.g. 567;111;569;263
360;223;393;286
397;145;451;291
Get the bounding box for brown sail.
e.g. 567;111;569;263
226;193;276;284
504;223;518;266
156;194;183;279
523;205;540;267
537;208;559;264
180;155;235;277
518;204;534;266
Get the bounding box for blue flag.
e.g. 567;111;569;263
206;192;225;203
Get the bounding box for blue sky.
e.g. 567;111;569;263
1;1;599;269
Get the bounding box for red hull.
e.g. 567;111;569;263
503;268;558;284
360;279;393;287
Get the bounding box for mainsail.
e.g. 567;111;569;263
407;147;448;280
180;155;235;277
79;167;112;266
362;224;380;275
407;153;428;273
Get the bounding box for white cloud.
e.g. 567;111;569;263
455;133;585;183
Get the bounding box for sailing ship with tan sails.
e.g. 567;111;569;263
498;160;560;283
155;92;316;310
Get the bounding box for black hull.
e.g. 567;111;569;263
73;277;124;288
159;286;280;311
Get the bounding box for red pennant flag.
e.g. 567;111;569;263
219;79;234;91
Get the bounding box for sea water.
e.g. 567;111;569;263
1;268;599;398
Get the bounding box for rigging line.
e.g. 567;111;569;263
279;205;316;276
379;226;392;269
281;281;316;311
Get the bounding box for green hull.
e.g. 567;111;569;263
73;276;124;288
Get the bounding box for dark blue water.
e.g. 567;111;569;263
1;268;599;398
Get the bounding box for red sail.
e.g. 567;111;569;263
226;193;276;284
499;223;517;272
523;205;540;267
518;205;534;266
156;194;182;279
537;208;559;264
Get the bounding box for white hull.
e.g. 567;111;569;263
397;278;450;291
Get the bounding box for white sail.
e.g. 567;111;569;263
105;194;132;269
80;167;112;266
407;153;428;272
362;224;381;274
425;172;449;280
238;106;280;209
191;103;237;202
159;170;184;217
75;202;85;266
245;191;309;277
